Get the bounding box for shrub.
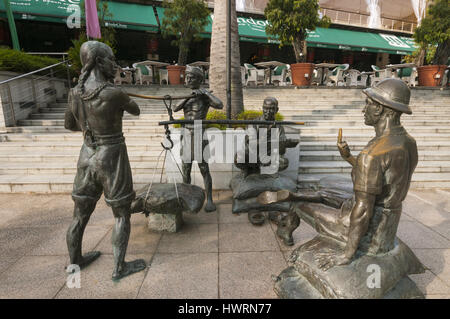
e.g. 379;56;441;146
234;110;284;128
173;110;227;130
0;49;71;77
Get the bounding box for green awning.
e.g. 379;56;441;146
306;27;417;55
0;0;159;32
156;7;415;54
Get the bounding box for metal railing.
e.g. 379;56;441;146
0;58;71;127
321;8;417;33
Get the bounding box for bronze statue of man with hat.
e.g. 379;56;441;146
260;78;418;269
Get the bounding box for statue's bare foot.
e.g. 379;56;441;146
248;212;265;226
257;190;290;205
204;201;216;213
68;251;101;270
112;259;147;281
276;227;294;246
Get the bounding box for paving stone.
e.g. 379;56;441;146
96;223;161;256
29;225;111;256
0;256;67;299
409;271;450;295
409;190;450;212
413;249;450;286
137;252;218;299
219;223;279;252
219;251;287;299
218;203;248;224
424;294;450;299
397;221;450;249
0;226;53;275
55;254;149;299
182;208;218;224
157;223;218;253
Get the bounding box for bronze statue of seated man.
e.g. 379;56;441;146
259;78;419;270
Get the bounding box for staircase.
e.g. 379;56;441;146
0;85;449;193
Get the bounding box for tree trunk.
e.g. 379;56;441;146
292;36;307;63
178;37;189;66
433;39;450;66
210;0;243;118
416;48;426;66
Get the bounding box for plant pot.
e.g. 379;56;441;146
167;65;186;85
290;63;314;86
417;65;447;87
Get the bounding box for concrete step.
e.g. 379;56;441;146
0;141;167;152
299;150;450;162
298;172;450;189
0;174;171;193
298;161;450;173
300;141;450;151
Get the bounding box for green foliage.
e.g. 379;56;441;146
67;1;117;74
173;110;227;130
234;110;284;128
414;0;450;65
172;110;284;130
161;0;210;65
264;0;330;61
0;48;71;77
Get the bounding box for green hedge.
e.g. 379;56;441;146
0;49;71;78
173;109;284;130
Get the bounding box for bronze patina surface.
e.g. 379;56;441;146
259;79;425;298
173;66;224;213
64;41;146;281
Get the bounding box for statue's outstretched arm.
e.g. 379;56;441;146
64;90;81;131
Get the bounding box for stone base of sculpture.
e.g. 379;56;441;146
131;183;205;233
147;212;184;233
274;235;425;299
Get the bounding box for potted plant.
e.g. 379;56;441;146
265;0;330;86
161;0;210;85
413;0;449;87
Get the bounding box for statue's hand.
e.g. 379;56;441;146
337;140;352;160
314;251;351;271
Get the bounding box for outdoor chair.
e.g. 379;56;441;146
244;63;265;86
114;68;132;85
397;67;417;87
133;63;153;85
326;64;349;86
357;73;369;87
344;69;361;86
370;65;393;86
159;68;169;85
311;67;323;86
241;66;247;86
271;65;290;86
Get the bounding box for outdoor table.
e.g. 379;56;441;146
189;61;210;83
140;61;170;84
385;63;416;79
314;63;340;85
254;61;287;85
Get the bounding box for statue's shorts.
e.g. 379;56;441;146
180;128;210;164
72;135;135;215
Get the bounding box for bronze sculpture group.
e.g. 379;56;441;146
64;41;425;298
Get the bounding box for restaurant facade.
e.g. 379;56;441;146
0;0;417;71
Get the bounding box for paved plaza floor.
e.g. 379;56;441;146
0;189;449;299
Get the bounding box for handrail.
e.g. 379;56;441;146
0;60;69;85
26;52;68;56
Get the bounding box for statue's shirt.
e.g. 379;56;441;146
351;126;418;209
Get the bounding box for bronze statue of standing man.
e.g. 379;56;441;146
173;66;223;212
64;41;146;281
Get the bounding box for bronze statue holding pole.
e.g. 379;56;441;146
64;41;146;281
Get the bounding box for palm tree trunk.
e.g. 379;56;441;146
210;0;243;118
